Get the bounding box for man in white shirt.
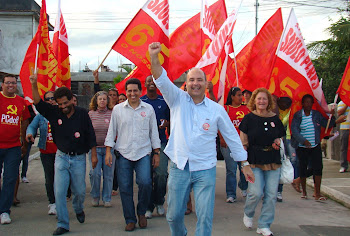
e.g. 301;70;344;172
148;42;255;236
105;78;161;232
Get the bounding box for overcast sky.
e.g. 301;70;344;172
37;0;347;72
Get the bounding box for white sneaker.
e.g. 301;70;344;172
257;227;273;235
277;192;283;202
145;210;153;219
104;202;112;208
226;197;236;203
339;167;347;173
241;190;247;197
243;213;253;228
21;177;29;183
48;204;57;215
1;213;11;224
91;198;99;207
156;205;165;216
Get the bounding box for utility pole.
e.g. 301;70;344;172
255;0;259;35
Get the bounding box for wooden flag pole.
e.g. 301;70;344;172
325;94;338;133
96;48;113;72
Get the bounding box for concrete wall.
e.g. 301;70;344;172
0;13;38;75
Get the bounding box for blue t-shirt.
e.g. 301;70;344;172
140;95;170;143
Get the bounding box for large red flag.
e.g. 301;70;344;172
196;10;237;104
112;0;169;74
52;0;71;88
227;8;283;93
267;9;331;136
169;0;227;80
336;56;350;162
20;0;57;104
337;56;350;106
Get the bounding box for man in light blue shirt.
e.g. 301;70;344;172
149;42;255;236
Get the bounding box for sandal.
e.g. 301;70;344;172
185;208;192;215
301;195;308;199
291;183;302;193
315;196;327;202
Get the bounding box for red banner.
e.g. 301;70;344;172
20;0;57;104
336;56;350;107
168;0;227;80
196;10;237;104
115;66;147;96
112;0;169;74
52;0;71;88
227;8;283;93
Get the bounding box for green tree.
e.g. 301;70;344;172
308;14;350;103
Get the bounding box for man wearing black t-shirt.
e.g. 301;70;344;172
29;74;97;236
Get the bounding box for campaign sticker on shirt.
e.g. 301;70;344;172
203;123;210;131
105;119;109;123
141;111;146;117
75;132;80;138
58;119;62;125
270;122;275;128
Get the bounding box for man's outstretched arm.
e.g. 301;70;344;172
149;42;163;79
29;74;41;105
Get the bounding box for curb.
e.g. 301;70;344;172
306;179;350;209
29;151;40;162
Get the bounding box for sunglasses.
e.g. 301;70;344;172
44;97;55;101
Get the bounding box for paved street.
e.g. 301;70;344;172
1;156;350;236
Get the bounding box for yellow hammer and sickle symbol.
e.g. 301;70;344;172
7;105;18;115
236;111;245;119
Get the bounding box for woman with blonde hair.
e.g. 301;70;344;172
88;91;115;207
239;88;285;236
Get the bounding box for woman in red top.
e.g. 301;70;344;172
220;87;250;203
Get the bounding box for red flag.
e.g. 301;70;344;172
169;0;227;80
196;10;237;104
112;0;169;74
115;67;148;96
227;8;283;93
52;0;71;88
20;0;57;104
267;9;331;137
201;0;217;42
336;56;350;106
115;66;162;97
336;56;350;162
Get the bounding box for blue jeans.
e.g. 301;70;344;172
167;161;216;236
244;167;281;229
285;139;299;179
55;150;86;230
89;147;115;203
117;153;152;224
148;142;169;210
21;142;32;178
220;147;248;198
0;147;21;215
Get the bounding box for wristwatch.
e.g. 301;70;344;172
154;151;160;155
241;161;250;168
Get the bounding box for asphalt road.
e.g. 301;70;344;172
1;158;350;236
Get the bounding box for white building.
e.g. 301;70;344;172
0;0;53;77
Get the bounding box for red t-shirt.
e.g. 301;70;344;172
0;92;30;148
224;104;250;134
40;122;57;154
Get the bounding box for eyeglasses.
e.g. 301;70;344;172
4;81;17;85
44;97;55;101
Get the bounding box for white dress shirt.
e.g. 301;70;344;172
104;100;161;161
153;68;247;171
